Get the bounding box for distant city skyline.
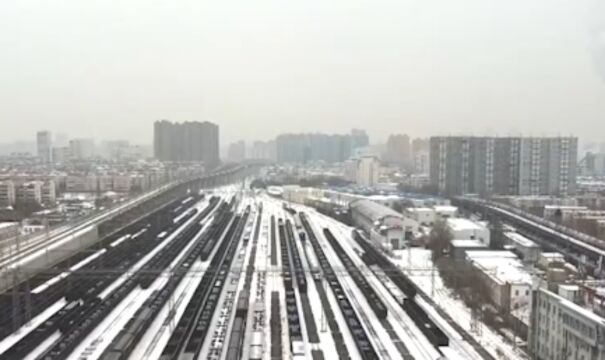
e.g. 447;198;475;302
0;125;594;148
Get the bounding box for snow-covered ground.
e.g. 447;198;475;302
68;197;217;359
391;247;529;360
0;299;67;355
3;189;534;360
291;200;528;360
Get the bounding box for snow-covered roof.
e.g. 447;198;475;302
540;252;565;260
451;239;487;248
447;218;485;232
466;250;518;260
434;205;457;213
367;194;403;201
350;199;402;221
504;232;539;248
407;207;432;213
467;251;532;285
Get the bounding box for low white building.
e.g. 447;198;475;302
529;284;605;360
350;199;419;250
407;205;458;226
466;250;533;313
447;218;491;246
282;186;324;205
434;205;457;218
407;207;435;225
503;232;541;263
537;252;566;270
450;239;487;259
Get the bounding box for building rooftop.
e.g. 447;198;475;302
467;251;532;285
366;194;404;201
406;207;433;213
466;250;519;259
504;232;539;248
447;218;485;232
350;199;402;221
450;239;487;248
434;205;457;213
540;252;565;260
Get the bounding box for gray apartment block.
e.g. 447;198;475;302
430;136;577;196
153;120;219;168
276;132;355;164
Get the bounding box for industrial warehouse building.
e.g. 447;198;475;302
350;199;418;250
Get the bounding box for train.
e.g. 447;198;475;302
34;198;219;359
285;220;307;293
322;228;387;320
225;206;263;360
299;213;379;360
160;206;250;360
0;195;207;357
352;229;449;348
278;219;303;349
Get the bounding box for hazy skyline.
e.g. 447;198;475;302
1;0;605;145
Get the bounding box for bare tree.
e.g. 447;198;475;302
428;219;453;261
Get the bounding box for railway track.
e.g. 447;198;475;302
299;212;379;360
29;198;217;360
0;196;207;359
98;198;230;360
225;203;262;360
159;205;250;360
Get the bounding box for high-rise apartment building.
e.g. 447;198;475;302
275;132;355;163
351;129;370;150
227;140;246;162
249;140;276;161
54;133;69;147
52;147;72;163
411;138;430;174
385;134;411;167
102;140;130;161
36;131;52;163
430;136;577;196
579;152;605;176
153;120;220;168
69;138;95;160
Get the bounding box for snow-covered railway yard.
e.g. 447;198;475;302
0;188;524;360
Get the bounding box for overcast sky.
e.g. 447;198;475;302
1;0;604;145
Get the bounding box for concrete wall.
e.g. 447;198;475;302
0;225;98;294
